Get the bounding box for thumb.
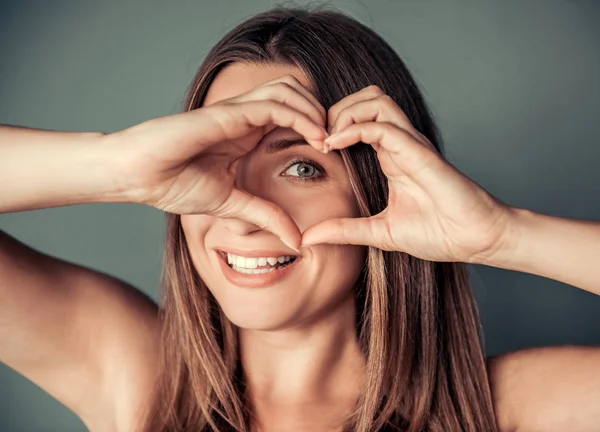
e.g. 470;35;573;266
221;188;301;251
301;216;386;248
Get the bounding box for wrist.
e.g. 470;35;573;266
94;133;148;205
469;205;528;268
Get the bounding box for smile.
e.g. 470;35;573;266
215;250;301;288
226;252;297;274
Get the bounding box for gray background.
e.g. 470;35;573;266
1;0;599;430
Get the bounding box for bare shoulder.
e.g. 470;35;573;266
0;232;160;432
79;270;161;432
487;345;600;432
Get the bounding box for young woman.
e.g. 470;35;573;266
1;7;598;432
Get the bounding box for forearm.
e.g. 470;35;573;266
0;124;131;213
474;207;600;296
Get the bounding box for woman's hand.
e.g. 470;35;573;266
300;85;515;263
104;75;328;249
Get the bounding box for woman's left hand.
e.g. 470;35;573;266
300;85;516;263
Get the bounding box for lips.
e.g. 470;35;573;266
215;249;302;288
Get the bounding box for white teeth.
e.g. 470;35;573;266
236;255;245;267
231;266;275;274
224;252;296;269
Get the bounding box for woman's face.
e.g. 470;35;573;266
181;62;366;330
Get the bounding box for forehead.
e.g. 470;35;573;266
203;62;315;106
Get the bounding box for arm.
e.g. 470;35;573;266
476;208;600;432
0;124;130;212
0;124;158;429
473;207;600;296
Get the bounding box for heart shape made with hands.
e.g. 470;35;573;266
207;81;510;263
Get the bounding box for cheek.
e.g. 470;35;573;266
282;191;358;231
180;215;220;289
180;214;214;253
181;214;213;233
309;243;366;313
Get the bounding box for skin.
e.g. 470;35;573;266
1;62;600;432
181;63;367;430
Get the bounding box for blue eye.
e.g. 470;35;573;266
282;158;325;182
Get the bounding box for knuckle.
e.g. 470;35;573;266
274;81;294;92
335;108;348;124
366;85;384;96
279;74;300;85
328;103;342;121
378;93;394;104
254;81;293;101
327;107;338;123
335;107;349;118
380;121;397;135
257;84;282;100
316;101;327;116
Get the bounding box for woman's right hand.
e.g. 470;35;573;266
105;75;328;249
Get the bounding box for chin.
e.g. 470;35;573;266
218;302;301;331
211;284;357;333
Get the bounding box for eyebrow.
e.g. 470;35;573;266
265;137;309;154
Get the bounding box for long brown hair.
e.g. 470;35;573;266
141;6;498;432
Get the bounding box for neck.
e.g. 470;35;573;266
239;294;365;414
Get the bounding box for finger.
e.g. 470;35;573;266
220;188;301;252
330;94;425;146
266;75;327;124
177;100;327;161
300;215;391;249
231;100;328;150
325;121;444;184
327;85;385;132
235;77;327;130
235;82;324;129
